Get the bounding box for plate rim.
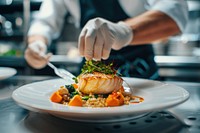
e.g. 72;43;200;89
0;67;17;80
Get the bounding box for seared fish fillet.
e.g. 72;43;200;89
78;72;123;94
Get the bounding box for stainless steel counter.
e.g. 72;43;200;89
0;76;200;133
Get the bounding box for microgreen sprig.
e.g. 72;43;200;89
81;60;116;75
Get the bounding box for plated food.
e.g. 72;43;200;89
50;60;144;107
13;76;189;122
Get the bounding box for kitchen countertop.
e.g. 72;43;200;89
0;75;200;133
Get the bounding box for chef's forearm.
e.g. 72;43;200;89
125;10;180;45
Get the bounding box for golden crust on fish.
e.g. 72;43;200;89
77;72;123;94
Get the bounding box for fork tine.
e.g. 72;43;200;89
47;62;75;82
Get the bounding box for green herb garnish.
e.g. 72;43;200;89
65;84;75;93
72;91;79;95
81;60;116;75
82;96;90;100
72;77;78;83
94;94;99;99
103;94;109;98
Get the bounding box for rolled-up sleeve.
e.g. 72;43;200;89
28;0;68;44
147;0;188;33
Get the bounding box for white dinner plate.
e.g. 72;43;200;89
12;77;189;122
0;67;17;80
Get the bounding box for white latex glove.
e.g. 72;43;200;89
78;17;133;60
25;40;51;69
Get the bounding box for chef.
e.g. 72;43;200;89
25;0;188;79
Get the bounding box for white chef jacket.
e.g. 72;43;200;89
28;0;188;44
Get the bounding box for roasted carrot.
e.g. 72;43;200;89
50;91;63;103
106;92;124;107
68;95;82;106
116;92;124;105
106;95;120;106
72;84;78;89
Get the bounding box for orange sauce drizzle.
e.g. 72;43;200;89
130;96;144;104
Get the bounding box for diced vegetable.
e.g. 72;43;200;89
68;95;83;106
103;94;109;98
94;94;98;99
116;92;125;105
70;91;79;98
72;84;78;89
63;94;70;102
58;86;69;95
50;91;63;103
65;85;75;93
82;96;90;100
106;92;124;106
106;95;120;106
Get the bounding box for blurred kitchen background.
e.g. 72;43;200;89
0;0;200;82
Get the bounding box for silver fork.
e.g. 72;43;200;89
47;62;75;82
40;54;75;82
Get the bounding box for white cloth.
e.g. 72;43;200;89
28;0;188;44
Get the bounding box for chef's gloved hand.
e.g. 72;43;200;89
25;40;51;69
78;17;133;60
